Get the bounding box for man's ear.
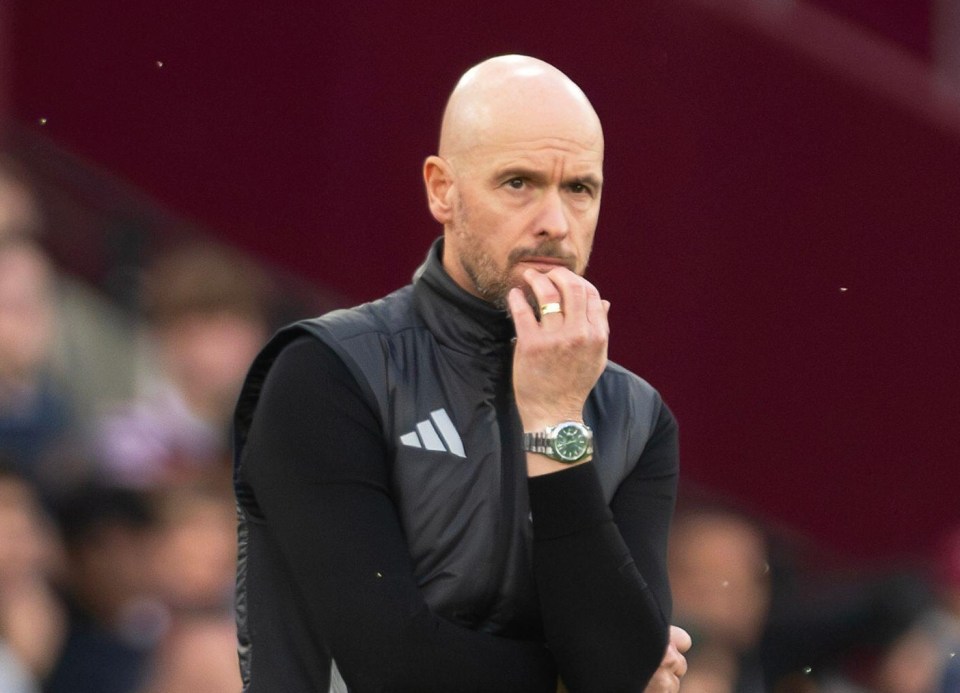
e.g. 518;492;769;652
423;156;455;224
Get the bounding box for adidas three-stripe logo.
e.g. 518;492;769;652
399;408;465;458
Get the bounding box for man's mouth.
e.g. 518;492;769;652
516;257;570;272
510;247;576;272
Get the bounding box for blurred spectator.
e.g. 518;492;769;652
44;486;167;693
680;640;739;693
0;460;65;692
670;507;771;693
94;240;270;488
0;157;42;240
135;483;240;693
0;157;145;498
136;615;241;693
149;483;237;614
0;236;76;487
873;526;960;693
669;504;932;692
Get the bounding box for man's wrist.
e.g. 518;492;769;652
516;398;586;432
523;421;594;473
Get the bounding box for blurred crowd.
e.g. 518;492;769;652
1;153;958;693
0;155;267;693
669;499;960;693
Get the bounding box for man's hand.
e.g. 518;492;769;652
644;626;691;693
507;268;609;474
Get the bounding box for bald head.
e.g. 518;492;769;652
438;55;603;161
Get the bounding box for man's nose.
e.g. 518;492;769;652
536;188;570;238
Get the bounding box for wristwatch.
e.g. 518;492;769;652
522;421;594;463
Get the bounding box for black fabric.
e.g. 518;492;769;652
240;337;556;692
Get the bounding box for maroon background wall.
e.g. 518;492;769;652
8;0;960;561
0;0;9;121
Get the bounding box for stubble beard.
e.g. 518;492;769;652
454;202;513;309
461;244;515;309
453;196;588;311
459;237;584;311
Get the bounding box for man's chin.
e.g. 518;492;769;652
483;282;531;312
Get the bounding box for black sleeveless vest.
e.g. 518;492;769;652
233;239;665;685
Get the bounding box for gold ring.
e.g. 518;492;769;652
539;302;563;316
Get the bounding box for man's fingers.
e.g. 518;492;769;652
669;625;692;654
547;268;588;322
521;268;609;334
583;280;606;331
663;626;691;679
521;269;562;318
643;667;681;693
507;287;539;335
661;644;685;674
666;645;687;678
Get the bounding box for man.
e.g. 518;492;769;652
233;55;688;692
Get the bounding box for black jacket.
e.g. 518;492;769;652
233;239;677;692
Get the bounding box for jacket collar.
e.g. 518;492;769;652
412;237;516;359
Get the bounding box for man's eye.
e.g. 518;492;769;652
506;178;525;189
570;183;590;195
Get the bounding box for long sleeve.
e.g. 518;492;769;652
237;336;556;692
527;404;678;692
610;402;679;621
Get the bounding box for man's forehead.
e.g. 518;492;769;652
448;118;599;161
458;136;602;173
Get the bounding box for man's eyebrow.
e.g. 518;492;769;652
493;166;547;183
567;174;603;190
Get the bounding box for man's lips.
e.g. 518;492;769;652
515;256;572;271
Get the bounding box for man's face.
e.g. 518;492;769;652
443;135;603;308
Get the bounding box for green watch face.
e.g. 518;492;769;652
554;424;588;461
